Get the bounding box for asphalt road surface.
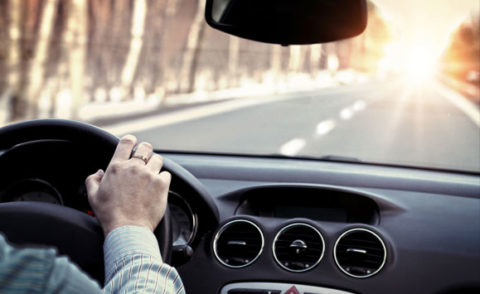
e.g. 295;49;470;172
129;78;480;172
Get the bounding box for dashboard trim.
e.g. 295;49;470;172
220;282;355;294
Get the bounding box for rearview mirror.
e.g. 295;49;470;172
205;0;368;45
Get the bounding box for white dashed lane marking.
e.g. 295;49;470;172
278;99;367;156
278;138;306;156
353;100;366;111
340;100;367;120
316;120;336;136
340;108;354;120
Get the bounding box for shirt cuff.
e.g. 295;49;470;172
103;226;162;280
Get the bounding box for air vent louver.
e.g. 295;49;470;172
214;220;264;268
334;228;387;278
273;223;325;272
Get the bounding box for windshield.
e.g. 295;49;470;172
0;0;479;172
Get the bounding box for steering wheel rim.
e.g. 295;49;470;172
0;119;178;284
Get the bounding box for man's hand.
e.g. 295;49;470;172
85;135;171;237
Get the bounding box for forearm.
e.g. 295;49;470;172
103;226;185;293
0;233;103;294
0;228;184;294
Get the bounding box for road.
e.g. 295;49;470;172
113;78;480;172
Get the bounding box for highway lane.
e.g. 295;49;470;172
130;79;480;172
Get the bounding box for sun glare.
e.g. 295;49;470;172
404;45;436;82
378;39;439;83
372;0;479;84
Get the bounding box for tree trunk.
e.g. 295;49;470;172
23;0;58;119
270;45;282;87
178;0;207;93
228;35;240;87
120;0;147;98
310;44;322;76
65;0;88;119
159;0;180;98
88;0;113;101
1;0;22;123
288;46;302;72
107;0;130;101
326;43;339;77
137;0;166;94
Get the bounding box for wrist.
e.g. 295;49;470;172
102;221;154;238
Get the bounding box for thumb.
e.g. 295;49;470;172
85;169;104;197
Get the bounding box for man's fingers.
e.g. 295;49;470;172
131;142;153;165
158;171;172;188
146;154;163;173
85;169;104;197
111;135;137;162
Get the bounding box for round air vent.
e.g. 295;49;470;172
273;223;325;272
213;219;264;268
334;228;387;278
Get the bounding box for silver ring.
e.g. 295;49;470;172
131;154;149;164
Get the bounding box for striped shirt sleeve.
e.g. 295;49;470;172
0;227;185;294
103;226;185;294
0;233;102;294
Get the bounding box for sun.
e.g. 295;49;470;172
371;0;479;85
378;39;439;83
404;44;437;82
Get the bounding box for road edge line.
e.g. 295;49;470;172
434;81;480;127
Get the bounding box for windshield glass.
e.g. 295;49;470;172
0;0;479;172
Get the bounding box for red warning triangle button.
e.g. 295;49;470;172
284;286;300;294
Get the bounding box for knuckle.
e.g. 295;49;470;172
163;171;172;180
120;135;137;146
109;161;121;173
146;172;156;181
156;154;163;163
158;172;171;186
138;169;151;179
129;164;142;174
152;154;163;164
155;176;166;186
139;141;153;150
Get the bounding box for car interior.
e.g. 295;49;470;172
0;0;479;294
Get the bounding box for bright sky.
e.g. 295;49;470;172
372;0;479;79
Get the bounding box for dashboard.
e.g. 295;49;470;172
166;153;480;294
0;140;479;294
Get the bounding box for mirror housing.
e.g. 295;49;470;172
205;0;368;45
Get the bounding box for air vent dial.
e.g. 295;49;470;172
273;223;325;272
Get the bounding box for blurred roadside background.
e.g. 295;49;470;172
0;0;478;125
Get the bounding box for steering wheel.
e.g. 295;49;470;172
0;119;207;285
